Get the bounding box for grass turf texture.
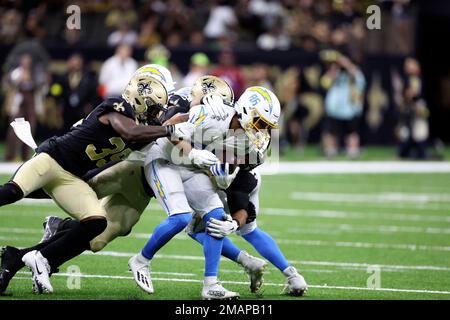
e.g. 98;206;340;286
0;172;450;300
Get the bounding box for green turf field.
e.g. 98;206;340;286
1;172;450;300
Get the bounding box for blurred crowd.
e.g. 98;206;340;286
1;0;434;161
0;0;415;55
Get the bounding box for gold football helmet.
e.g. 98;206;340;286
190;75;234;104
122;74;168;123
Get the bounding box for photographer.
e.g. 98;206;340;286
320;50;366;159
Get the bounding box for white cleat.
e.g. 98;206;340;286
22;250;53;294
238;251;267;293
202;281;240;300
128;254;153;294
283;266;308;296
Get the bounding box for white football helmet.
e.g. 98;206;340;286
234;86;280;152
134;64;176;94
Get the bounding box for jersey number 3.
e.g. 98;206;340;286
85;137;131;168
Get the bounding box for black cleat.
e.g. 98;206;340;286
0;246;23;295
40;216;65;243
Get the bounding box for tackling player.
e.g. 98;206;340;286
0;72;180;294
128;86;280;300
0;75;235;295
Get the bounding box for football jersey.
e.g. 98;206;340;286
145;103;236;166
37;97;149;177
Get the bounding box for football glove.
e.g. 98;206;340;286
188;148;219;169
206;214;239;238
167;122;195;140
210;162;240;190
201;93;230;121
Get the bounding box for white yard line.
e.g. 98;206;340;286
2;225;450;253
261;207;450;223
3;161;450;175
292;192;450;203
85;251;450;272
260;161;450;174
285;224;450;235
8;200;450;223
14;271;450;295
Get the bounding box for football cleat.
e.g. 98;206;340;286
40;216;65;243
238;251;267;293
0;246;23;295
22;250;53;294
201;281;240;300
282;266;308;296
128;254;154;294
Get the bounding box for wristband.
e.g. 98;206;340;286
165;124;174;136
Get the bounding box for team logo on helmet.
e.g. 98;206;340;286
248;87;273;113
201;80;217;94
137;82;153;96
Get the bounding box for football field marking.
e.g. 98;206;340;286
3;161;450;175
85;251;450;272
14;271;450;295
8;200;450;222
6;222;450;237
2;226;450;253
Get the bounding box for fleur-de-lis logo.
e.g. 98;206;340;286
201;80;216;94
113;101;125;112
137;82;153;96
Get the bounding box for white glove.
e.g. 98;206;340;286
188;148;219;169
201;93;230;121
169;122;195;140
206;214;239;238
210;162;240;190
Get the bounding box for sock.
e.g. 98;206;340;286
40;218;107;268
141;213;191;260
0;182;24;206
202;208;225;277
204;276;218;286
243;228;289;272
189;232;240;262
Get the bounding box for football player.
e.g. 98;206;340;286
188;167;309;296
128;86;280;300
0;72;185;294
0;75;235;295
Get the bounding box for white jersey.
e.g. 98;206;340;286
145;103;236;167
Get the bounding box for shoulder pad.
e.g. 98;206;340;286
188;104;210;126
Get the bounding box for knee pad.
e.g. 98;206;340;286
80;217;107;240
0;182;24;206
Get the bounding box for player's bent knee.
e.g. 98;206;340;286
80;217;108;240
202;207;224;222
89;240;107;252
0;182;24;206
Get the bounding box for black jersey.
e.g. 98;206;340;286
37;97;149;178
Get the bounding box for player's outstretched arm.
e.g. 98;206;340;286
103;112;171;143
